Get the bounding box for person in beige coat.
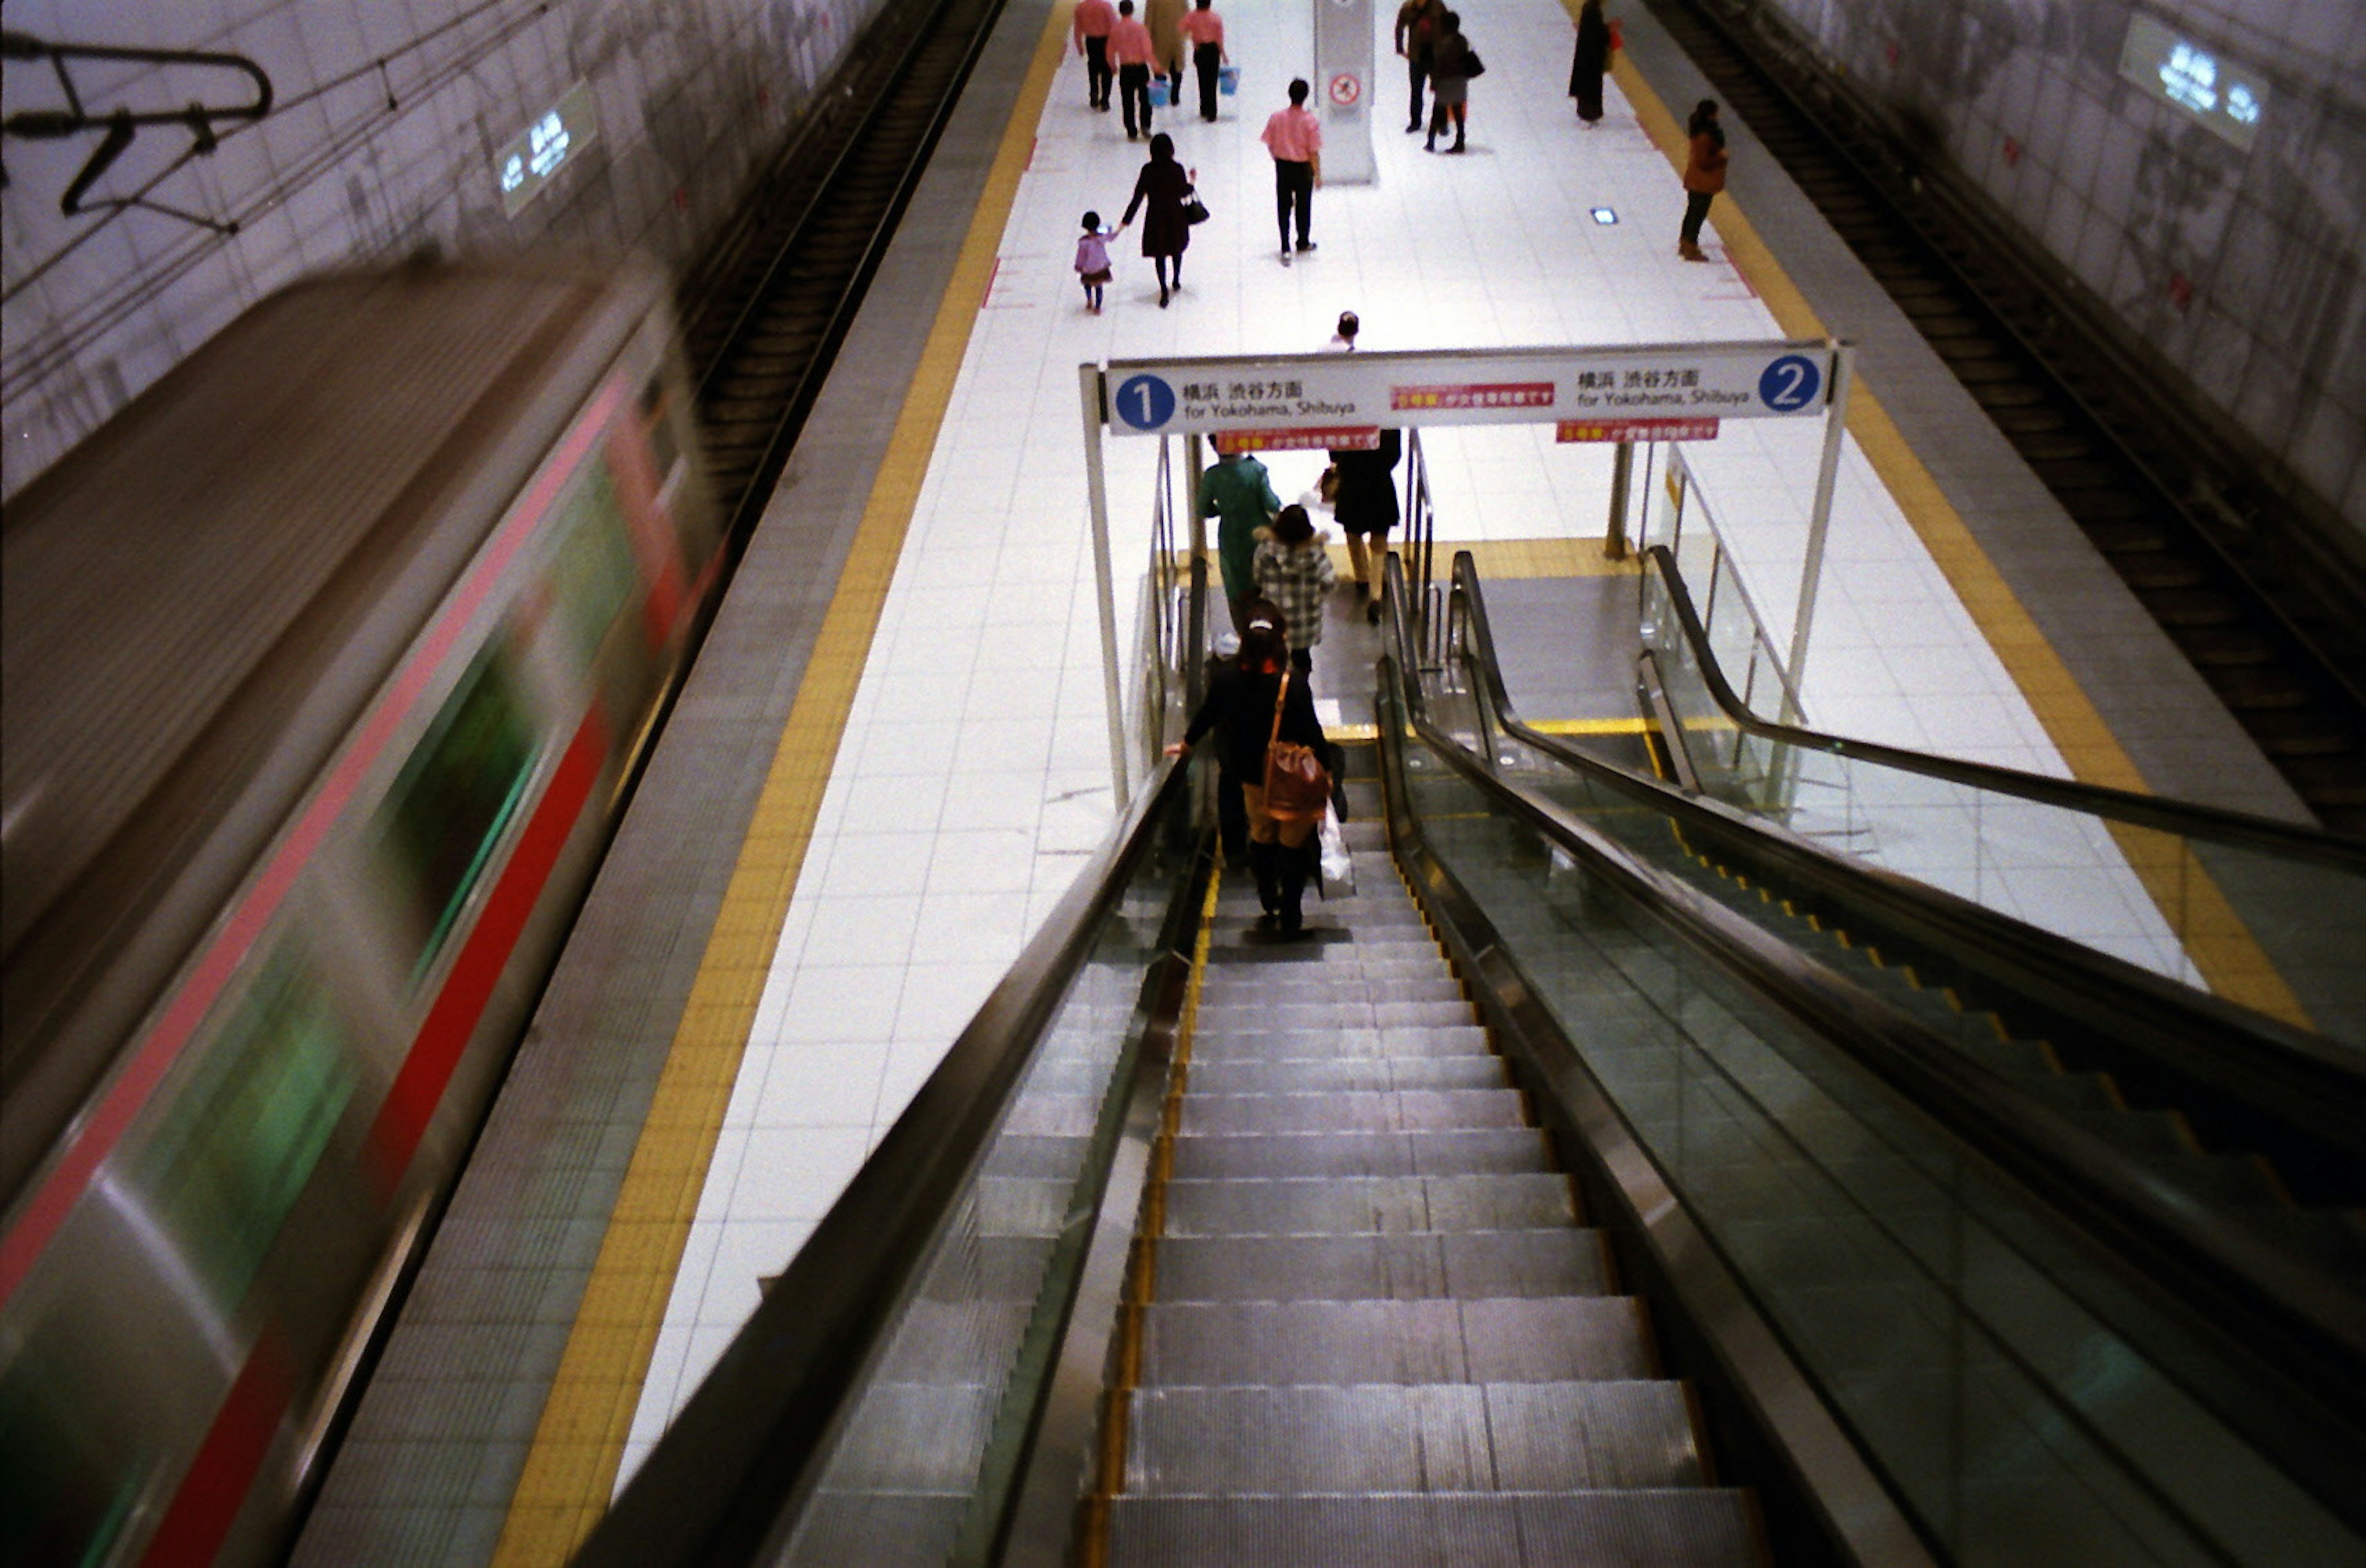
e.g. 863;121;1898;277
1146;0;1189;105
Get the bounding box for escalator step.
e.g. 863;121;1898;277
1102;1490;1765;1568
1177;1088;1530;1137
1169;1129;1556;1180
1160;1174;1579;1238
1197;970;1463;1007
1185;1057;1508;1095
1144;1230;1611;1304
1190;1025;1495;1061
1122;1381;1707;1493
1194;999;1478;1033
1139;1296;1648;1384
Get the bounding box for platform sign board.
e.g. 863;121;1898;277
1100;341;1835;437
1213;426;1380;453
1558;416;1720;442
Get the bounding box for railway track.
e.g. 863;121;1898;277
677;0;1009;539
1647;0;2366;834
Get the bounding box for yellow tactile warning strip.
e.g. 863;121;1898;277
1607;39;2306;1029
486;10;1081;1564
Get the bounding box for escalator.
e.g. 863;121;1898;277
564;561;2366;1567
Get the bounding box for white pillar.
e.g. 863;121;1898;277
1081;364;1131;802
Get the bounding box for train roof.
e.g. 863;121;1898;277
2;258;667;1166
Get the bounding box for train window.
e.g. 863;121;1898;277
377;644;540;983
126;946;359;1310
550;458;638;662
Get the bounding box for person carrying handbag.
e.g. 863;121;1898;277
1168;613;1333;936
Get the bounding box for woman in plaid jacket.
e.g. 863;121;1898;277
1251;504;1338;672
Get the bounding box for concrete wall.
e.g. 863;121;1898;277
1748;0;2366;539
1;0;888;498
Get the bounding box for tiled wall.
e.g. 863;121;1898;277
1749;0;2366;538
1;0;887;497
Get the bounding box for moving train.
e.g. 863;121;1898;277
1;259;721;1566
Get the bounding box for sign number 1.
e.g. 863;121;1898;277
1114;374;1177;431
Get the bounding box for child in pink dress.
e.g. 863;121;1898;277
1075;210;1117;312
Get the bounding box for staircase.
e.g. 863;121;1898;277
1082;773;1766;1566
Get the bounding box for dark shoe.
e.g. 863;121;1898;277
1250;840;1282;917
1424;138;1436;151
1352;579;1370;600
1366;599;1381;625
1159;288;1169;307
1406;121;1422;133
1450;139;1465;152
1295;240;1317;253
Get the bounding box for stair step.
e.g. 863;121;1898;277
1189;1025;1494;1060
1139;1296;1646;1384
1102;1492;1764;1568
1185;1056;1508;1095
1161;1174;1579;1237
1144;1230;1611;1303
1177;1089;1529;1137
1169;1129;1555;1180
1122;1382;1708;1493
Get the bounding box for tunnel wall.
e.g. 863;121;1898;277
1741;0;2366;541
1;0;892;497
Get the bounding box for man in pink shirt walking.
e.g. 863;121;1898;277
1260;78;1323;264
1109;0;1160;140
1073;0;1116;111
1176;0;1228;123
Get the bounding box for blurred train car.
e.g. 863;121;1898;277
1;259;720;1566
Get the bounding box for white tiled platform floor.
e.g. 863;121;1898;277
619;0;2203;1471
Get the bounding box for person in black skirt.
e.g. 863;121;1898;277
1169;612;1333;935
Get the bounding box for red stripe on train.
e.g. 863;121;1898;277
367;705;611;1190
137;1333;291;1568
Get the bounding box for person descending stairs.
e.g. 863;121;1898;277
1081;766;1767;1565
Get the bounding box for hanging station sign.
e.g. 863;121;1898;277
1100;341;1836;437
497;80;600;216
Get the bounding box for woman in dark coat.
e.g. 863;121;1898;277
1169;614;1331;935
1121;132;1193;307
1569;0;1608;126
1328;427;1402;622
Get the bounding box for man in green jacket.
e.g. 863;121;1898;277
1197;447;1281;630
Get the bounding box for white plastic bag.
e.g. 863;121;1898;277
1318;809;1355;898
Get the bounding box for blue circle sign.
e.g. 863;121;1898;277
1113;373;1177;431
1757;354;1824;412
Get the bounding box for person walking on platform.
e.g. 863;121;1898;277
1678;97;1728;260
1569;0;1609;126
1330;428;1401;622
1178;0;1229;123
1075;0;1116;110
1121;133;1195;305
1253;503;1338;673
1200;445;1282;626
1261;79;1323;263
1169;615;1332;936
1147;0;1189;112
1395;0;1445;133
1111;0;1158;139
1076;211;1117;312
1424;10;1473;153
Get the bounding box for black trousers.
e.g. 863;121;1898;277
1407;55;1430;126
1193;43;1222;121
1680;189;1716;246
1119;63;1153;136
1084;37;1112;107
1274;160;1313;248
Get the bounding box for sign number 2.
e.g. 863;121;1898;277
1757;354;1823;412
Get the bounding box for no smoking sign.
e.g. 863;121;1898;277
1328;72;1360;107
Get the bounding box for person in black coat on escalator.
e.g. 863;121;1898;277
1169;609;1331;936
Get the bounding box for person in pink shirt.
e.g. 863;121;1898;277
1177;0;1229;123
1073;0;1116;111
1260;78;1323;264
1108;0;1160;140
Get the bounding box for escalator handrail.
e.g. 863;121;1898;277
1441;549;2366;1154
572;755;1194;1568
1629;543;2366;865
1375;630;2366;1518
